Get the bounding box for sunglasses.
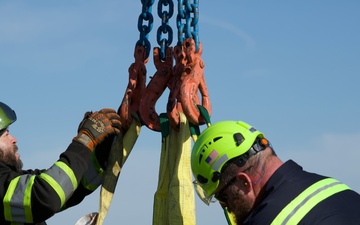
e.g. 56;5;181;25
214;176;237;203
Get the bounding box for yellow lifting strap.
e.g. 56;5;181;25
224;207;237;225
153;112;196;225
96;116;142;225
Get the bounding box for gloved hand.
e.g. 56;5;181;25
73;108;122;151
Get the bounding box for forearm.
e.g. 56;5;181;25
3;142;91;223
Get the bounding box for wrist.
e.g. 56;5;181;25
73;132;95;151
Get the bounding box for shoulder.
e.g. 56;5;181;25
248;162;360;224
303;189;360;224
245;160;329;224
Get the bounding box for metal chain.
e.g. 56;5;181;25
157;0;174;61
136;0;200;57
176;0;199;52
176;0;186;45
136;0;156;58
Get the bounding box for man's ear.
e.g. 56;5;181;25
235;172;252;193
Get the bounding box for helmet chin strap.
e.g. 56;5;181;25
251;152;265;185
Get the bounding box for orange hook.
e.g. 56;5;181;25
118;45;148;130
178;38;212;125
139;46;173;132
166;44;186;131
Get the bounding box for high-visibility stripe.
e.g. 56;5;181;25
39;173;66;206
39;161;78;206
271;178;350;225
3;176;21;221
54;161;78;189
3;162;78;223
24;176;35;222
3;175;35;223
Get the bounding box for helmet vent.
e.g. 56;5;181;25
197;174;208;184
213;136;222;142
233;133;244;146
249;127;257;133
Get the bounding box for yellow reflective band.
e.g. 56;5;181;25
3;176;21;221
24;176;36;222
224;207;237;225
271;178;350;225
54;161;77;189
39;173;66;207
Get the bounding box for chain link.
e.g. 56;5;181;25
136;0;156;58
136;0;200;57
176;0;199;52
157;0;174;60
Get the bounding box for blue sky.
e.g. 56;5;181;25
1;1;360;224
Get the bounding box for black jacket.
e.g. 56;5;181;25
244;160;360;224
0;142;97;225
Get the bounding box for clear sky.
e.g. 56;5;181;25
1;1;360;224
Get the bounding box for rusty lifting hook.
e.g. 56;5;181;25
166;44;186;131
118;45;148;130
178;38;212;126
139;46;174;132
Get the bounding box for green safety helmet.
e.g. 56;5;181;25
191;120;266;205
0;102;17;135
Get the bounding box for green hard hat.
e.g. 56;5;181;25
191;120;264;204
0;102;17;133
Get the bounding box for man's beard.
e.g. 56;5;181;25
0;145;23;172
230;191;253;225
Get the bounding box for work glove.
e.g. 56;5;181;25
73;108;122;151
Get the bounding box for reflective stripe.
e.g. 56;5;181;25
81;153;104;191
39;161;77;207
213;154;228;171
54;161;78;189
271;178;350;225
3;176;20;221
24;175;35;222
39;173;67;206
3;175;35;223
3;162;77;223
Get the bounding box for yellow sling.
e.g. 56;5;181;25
152;112;196;225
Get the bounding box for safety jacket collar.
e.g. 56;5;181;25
243;160;304;223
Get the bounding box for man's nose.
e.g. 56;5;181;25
10;134;17;144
